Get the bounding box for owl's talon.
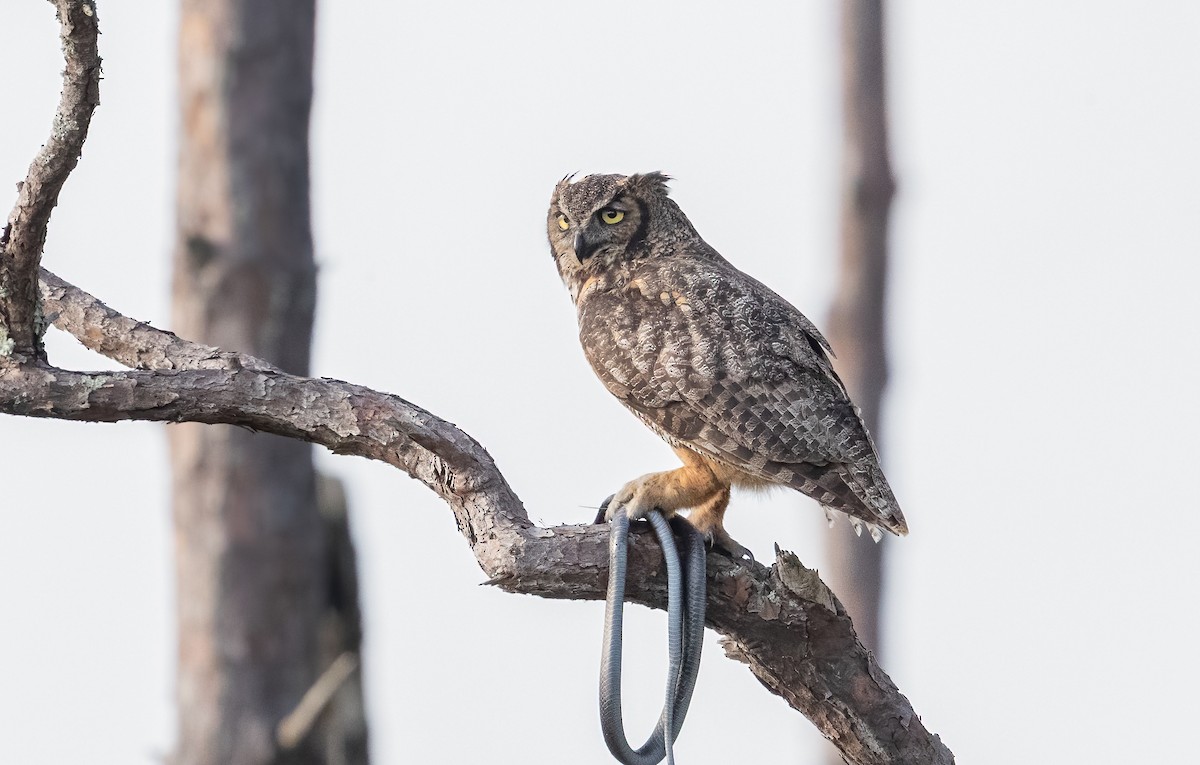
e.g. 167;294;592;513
593;494;616;525
602;478;674;525
697;526;754;563
709;538;754;564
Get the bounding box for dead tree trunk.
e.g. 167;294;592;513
171;2;366;763
824;0;896;659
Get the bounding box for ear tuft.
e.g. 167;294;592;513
552;172;578;201
626;171;672;197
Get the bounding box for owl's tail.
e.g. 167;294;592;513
812;461;908;540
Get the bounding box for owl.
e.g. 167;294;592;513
547;172;907;559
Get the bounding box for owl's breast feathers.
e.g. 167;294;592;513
577;256;906;535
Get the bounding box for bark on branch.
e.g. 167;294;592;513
0;0;101;361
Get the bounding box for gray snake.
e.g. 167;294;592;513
598;506;707;765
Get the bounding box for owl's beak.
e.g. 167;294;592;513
573;230;600;262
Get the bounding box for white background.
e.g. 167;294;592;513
1;2;1198;763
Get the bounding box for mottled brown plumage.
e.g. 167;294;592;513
547;172;906;558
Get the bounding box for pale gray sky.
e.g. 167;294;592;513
1;1;1198;763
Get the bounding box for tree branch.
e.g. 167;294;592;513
0;0;101;361
277;652;361;750
12;272;954;765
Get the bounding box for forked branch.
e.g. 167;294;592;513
0;0;101;360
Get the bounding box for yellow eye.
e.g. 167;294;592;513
601;209;625;225
557;215;569;231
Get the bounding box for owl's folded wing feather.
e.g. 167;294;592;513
582;267;905;534
666;363;906;534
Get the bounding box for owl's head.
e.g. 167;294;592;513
547;172;694;302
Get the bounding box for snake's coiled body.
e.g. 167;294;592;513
599;509;707;765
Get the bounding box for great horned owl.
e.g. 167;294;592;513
547;172;907;559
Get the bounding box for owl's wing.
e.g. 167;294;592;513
677;357;906;531
581;261;906;534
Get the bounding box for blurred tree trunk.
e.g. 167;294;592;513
171;2;367;763
824;0;896;660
